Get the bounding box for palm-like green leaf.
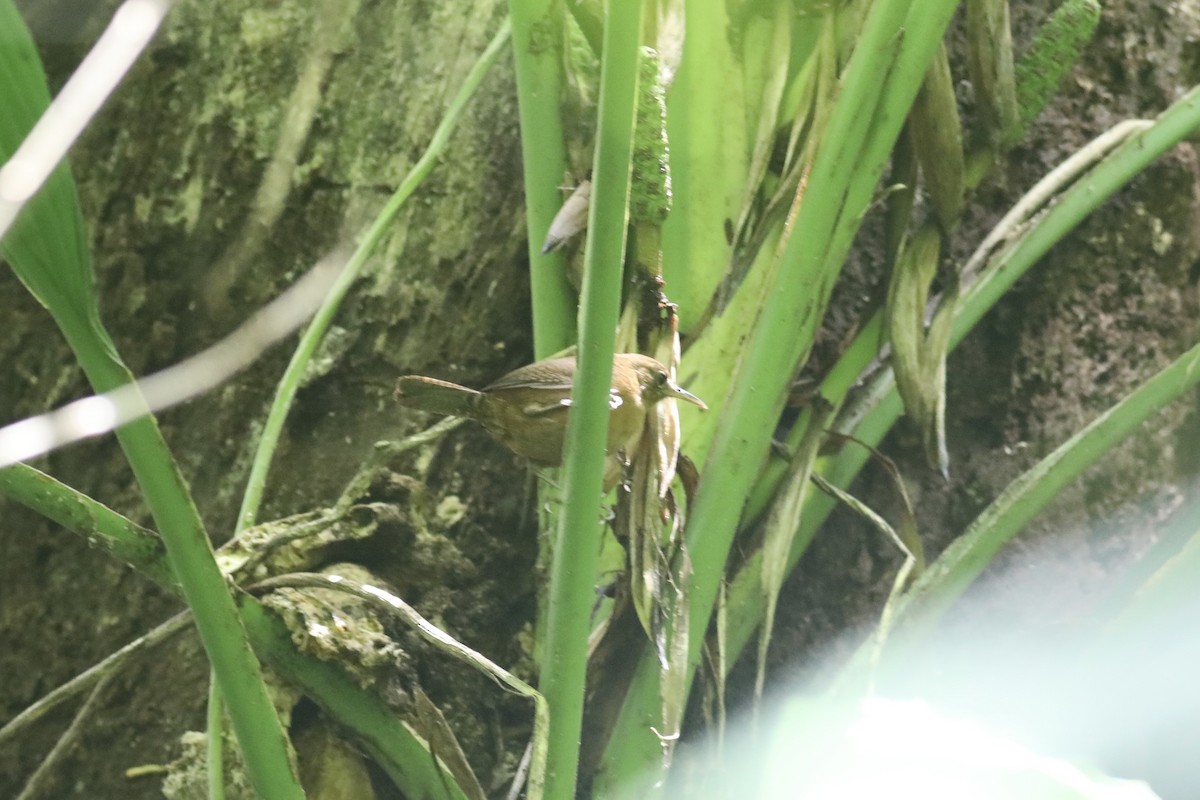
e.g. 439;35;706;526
0;0;107;352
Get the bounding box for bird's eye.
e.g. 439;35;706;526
655;371;668;385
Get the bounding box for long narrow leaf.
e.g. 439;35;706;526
540;3;643;797
596;0;962;790
0;0;100;339
848;339;1200;683
0;7;302;795
720;83;1200;693
509;0;578;356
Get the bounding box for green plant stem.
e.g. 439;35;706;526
64;330;302;800
216;25;511;794
539;1;642;797
965;0;1018;146
660;0;739;332
0;462;174;591
746;119;1153;529
723;82;1200;686
5;16;515;797
720;0;985;641
251;572;549;796
508;0;577;357
213;24;510;796
677;0;920;469
508;0;576;673
1103;495;1200;635
237;596;468;800
0;464;468;798
207;676;226;800
236;19;512;531
593;0;959;791
851;338;1200;682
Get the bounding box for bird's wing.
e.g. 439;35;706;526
521;390;622;416
484;357;576;392
522;398;571;417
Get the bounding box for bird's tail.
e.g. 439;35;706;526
394;376;482;418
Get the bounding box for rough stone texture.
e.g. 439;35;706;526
1;1;535;797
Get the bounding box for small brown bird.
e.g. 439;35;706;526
394;353;706;469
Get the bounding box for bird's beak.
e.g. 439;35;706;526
666;380;708;411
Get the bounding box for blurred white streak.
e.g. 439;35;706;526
0;251;344;467
0;0;173;237
670;497;1200;799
